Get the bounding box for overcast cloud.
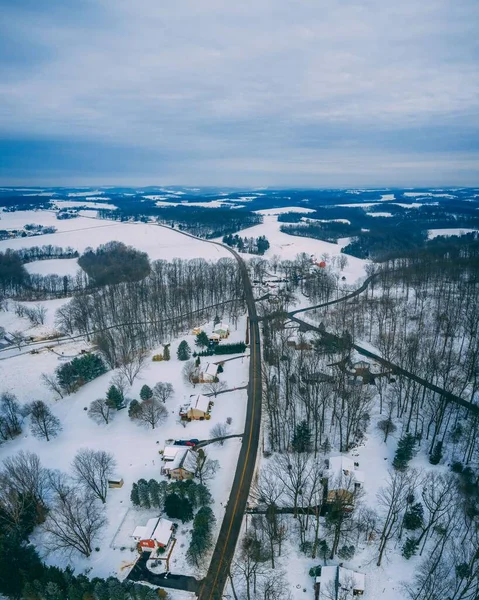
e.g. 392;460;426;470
1;0;478;187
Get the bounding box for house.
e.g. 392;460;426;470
162;448;198;480
179;394;212;421
325;456;364;507
208;333;221;344
213;322;230;339
132;517;175;552
315;566;365;599
200;362;218;383
192;327;203;335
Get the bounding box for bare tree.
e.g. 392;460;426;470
43;487;107;557
205;380;227;397
41;372;64;399
118;347;148;386
135;398;168;429
210;422;231;445
10;330;24;350
1;451;48;505
88;397;115;425
0;392;23;440
377;468;420;566
110;371;130;401
196;450;220;484
183;360;198;386
72;449;116;503
29;400;62;441
152;381;174;403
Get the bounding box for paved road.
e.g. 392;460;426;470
290;315;479;416
197;245;262;600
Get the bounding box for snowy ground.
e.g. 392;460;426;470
24;258;81;276
228;214;367;284
0;315;249;583
0;211;231;261
428;227;478;239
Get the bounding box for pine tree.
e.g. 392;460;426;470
137;479;150;509
291;420;312;453
148;479;161;508
177;341;191;361
106;385;123;409
130;483;140;506
393;433;417;471
163;345;170;361
403;503;424;530
140;385;153;402
429;441;443;465
402;537;419;559
195;331;210;348
128;399;141;419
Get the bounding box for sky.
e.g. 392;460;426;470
0;0;478;187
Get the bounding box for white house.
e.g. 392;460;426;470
132;517;175;552
325;456;365;505
316;566;365;599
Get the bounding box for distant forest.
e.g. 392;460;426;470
279;199;479;260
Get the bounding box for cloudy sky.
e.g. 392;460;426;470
1;0;478;187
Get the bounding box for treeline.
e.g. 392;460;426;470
15;244;79;263
97;203;262;238
56;257;245;366
222;234;270;255
280;221;361;243
193;341;247;357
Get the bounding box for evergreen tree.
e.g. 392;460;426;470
195;331;210;348
429;441;443;465
130;483;140;506
163;345;171;361
139;385;153;402
291;420;312;453
137;479;150;509
403;503;424;530
164;493;193;522
402;537;419;559
128;399;141;419
106;385;123;409
393;433;417;471
177;341;191;361
337;545;355;560
148;479;161;508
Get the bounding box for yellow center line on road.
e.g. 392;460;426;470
201;327;258;599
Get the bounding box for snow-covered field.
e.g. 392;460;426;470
24;258;80;276
232;215;367;283
0;211;230;261
255;207;315;216
428;227;478;239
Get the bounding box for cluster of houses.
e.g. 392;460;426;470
193;321;230;345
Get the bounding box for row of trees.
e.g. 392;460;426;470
222;234;270;255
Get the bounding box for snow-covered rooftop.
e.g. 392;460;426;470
214;322;229;332
327;455;365;485
162;445;181;461
132;517;174;547
316;566;365;599
193;394;211;412
204;363;218;377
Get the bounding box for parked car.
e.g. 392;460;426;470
174;438;200;447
